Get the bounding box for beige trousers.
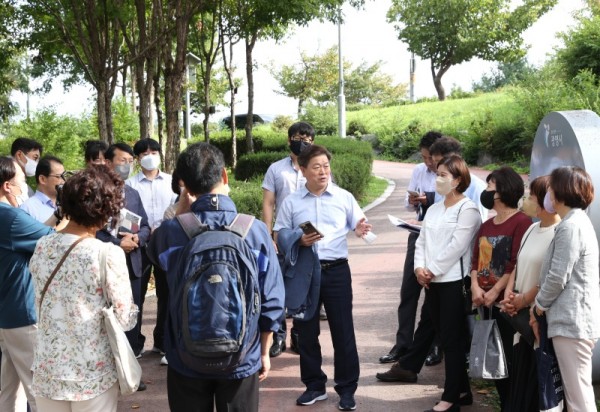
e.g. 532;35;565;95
0;324;38;412
553;335;597;412
34;383;118;412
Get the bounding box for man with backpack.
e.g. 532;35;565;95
146;143;284;412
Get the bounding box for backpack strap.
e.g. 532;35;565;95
176;213;209;239
226;214;255;239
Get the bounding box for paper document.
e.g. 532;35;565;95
117;208;142;234
388;214;421;234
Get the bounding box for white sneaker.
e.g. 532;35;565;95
160;355;168;365
151;346;166;356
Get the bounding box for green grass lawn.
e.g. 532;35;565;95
358;175;389;208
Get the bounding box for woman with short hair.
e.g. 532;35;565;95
29;165;138;412
532;166;600;412
414;155;482;412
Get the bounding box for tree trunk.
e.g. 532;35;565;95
297;98;303;118
431;60;451;101
202;70;211;142
96;79;115;144
244;35;257;154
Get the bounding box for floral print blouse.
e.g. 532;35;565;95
29;233;138;401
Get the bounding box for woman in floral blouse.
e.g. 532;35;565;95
30;165;138;412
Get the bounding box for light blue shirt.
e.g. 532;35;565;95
405;163;436;210
126;171;177;230
19;190;56;223
273;183;364;261
262;156;306;211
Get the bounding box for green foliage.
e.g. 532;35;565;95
376;120;425;160
556;10;600;80
347;119;369;137
301;103;338;136
198;129;272;165
234;151;288;181
387;0;557;99
472;59;537;92
110;97;140;145
344;61;407;105
331;153;371;200
270;115;294;132
0;109;96;170
229;176;263;218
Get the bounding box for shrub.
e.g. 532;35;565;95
235;151;288;181
331;153;371;200
271;115;294;132
200;131;264;166
347;119;369;137
229;177;263;218
376;120;424;160
301;103;338;136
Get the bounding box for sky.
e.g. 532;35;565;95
12;0;587;122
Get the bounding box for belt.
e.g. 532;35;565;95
319;258;348;270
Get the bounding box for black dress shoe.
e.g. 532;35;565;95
425;345;443;366
137;381;147;392
375;362;417;382
269;338;286;357
436;393;472;406
379;347;406;364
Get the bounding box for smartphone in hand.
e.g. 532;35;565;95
299;221;324;238
407;189;421;197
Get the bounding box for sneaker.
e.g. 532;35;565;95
135;349;146;359
296;390;327;406
160;355;168;365
151;346;166;356
338;393;356;411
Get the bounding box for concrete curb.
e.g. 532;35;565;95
363;176;396;213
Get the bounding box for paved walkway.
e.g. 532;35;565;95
118;160;496;412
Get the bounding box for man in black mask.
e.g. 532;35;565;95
261;122;317;358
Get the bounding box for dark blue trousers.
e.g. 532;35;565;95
295;261;359;395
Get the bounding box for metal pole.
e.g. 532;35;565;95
410;52;416;103
185;88;191;140
337;10;346;138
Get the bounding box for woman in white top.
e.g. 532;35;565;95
500;175;560;411
414;155;482;412
30;166;138;412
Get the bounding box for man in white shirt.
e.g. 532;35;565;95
10;137;44;201
20;156;65;223
126;138;177;363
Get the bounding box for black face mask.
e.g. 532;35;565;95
480;190;497;210
290;140;311;156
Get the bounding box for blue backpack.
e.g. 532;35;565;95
172;212;260;374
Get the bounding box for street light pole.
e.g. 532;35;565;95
337;9;346;138
410;52;416;103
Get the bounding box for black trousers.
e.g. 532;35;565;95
295;261;359;395
426;280;470;403
167;367;259;412
125;259;144;355
141;250;168;352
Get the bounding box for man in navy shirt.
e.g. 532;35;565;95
147;143;284;412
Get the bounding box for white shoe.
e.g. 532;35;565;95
160;355;168;365
151;346;166;356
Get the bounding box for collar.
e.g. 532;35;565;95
299;182;337;198
34;190;54;206
191;194;237;213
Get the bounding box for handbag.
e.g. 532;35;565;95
535;314;565;411
469;307;509;379
460;258;474;315
99;243;142;395
500;307;535;346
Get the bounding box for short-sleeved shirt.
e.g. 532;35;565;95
20;190;56;223
0;203;54;328
471;212;532;291
274;183;364;261
126;171;177;230
262;156;306;212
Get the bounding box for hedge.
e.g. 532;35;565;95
234;151;289;181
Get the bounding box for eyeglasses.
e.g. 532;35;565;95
47;171;74;181
291;135;313;143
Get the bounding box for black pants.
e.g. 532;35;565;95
125;261;144;355
167;367;259;412
295;261;359;395
141;250;168;352
426;280;470;403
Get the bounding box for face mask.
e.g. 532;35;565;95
435;176;454;196
543;192;556;214
19;155;38;177
140;153;161;171
290;140;311;156
480;190;497;210
115;163;132;180
8;181;26;206
521;196;538;218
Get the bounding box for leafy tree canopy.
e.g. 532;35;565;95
387;0;557;100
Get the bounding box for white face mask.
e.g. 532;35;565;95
435;176;456;196
140;154;161;171
19;155;38;177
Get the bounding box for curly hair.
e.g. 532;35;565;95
61;165;124;228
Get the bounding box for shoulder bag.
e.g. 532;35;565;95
99;242;142;395
469;307;509;379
